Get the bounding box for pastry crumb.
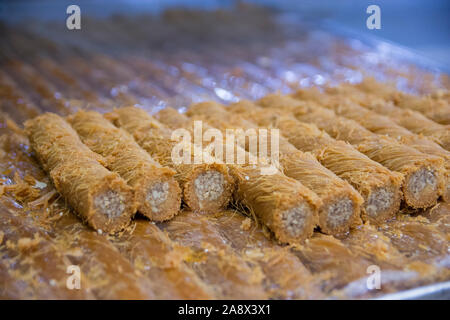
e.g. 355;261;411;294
8;233;42;251
240;217;252;231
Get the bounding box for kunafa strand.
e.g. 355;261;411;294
106;107;234;214
313;96;450;203
228;100;403;223
186;101;363;235
264;94;444;209
156;107;321;244
68;110;182;221
24;113;136;233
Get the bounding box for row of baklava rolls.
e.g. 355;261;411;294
24;83;449;244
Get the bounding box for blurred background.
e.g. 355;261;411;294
0;0;449;66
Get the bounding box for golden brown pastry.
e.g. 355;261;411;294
24;113;136;233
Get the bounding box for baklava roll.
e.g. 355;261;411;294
68;110;182;221
230;162;321;244
106;107;234;214
186;101;363;235
354;78;450;125
24;113;136;233
229;100;404;223
324;82;450;151
156;107;321;243
393;94;450;125
3;118;156;299
365;99;450;152
264;94;444;208
316;97;450;203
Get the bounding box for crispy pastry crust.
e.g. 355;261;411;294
156;107;322;243
260;94;445;209
186;101;363;234
24;113;136;233
354;78;450;125
314;95;450;203
106;107;233;214
68;110;182;221
229;100;404;223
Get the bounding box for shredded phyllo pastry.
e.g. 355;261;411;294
68;110;181;221
0;7;449;299
107;107;233;214
24;113;136;233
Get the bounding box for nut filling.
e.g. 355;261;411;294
94;190;126;219
366;188;394;217
194;170;224;201
147;181;169;213
408;168;437;198
282;204;309;237
327;198;353;229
